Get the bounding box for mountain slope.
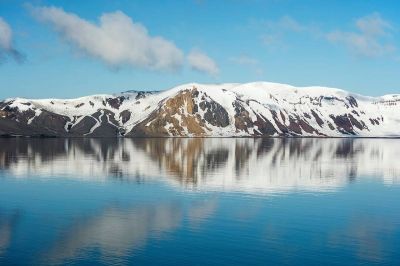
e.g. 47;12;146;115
0;82;399;137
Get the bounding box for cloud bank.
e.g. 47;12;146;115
0;17;24;63
256;13;396;59
327;13;395;57
31;6;184;71
30;6;220;76
187;49;219;76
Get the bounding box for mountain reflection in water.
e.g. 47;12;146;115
1;138;400;265
0;138;399;193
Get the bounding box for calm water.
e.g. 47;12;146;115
0;138;399;265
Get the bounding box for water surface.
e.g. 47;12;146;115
0;138;399;265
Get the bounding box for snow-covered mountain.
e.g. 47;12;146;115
1;82;399;137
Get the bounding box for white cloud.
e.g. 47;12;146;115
261;35;280;46
355;13;392;37
30;6;184;71
0;17;24;63
272;15;308;33
230;55;264;76
327;13;395;57
230;55;259;66
187;49;219;76
0;17;12;50
255;15;319;49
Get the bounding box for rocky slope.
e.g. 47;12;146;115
0;82;399;137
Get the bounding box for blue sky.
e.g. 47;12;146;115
0;0;399;99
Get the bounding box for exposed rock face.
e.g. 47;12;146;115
0;105;71;137
200;96;229;128
105;96;125;109
232;100;278;136
69;116;97;135
33;110;71;134
119;110;131;124
128;89;210;137
0;82;399;137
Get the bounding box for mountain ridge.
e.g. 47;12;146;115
0;82;399;137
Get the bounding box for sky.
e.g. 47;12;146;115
0;0;400;99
